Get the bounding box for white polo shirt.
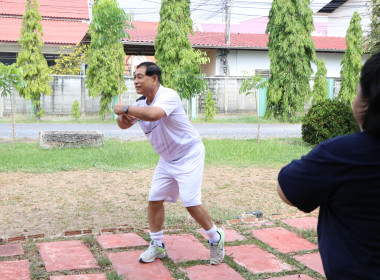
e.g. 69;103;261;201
134;85;202;162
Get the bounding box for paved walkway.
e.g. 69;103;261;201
0;215;325;280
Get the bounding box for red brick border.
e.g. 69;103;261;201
0;211;318;244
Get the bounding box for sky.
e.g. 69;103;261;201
116;0;275;23
114;0;371;33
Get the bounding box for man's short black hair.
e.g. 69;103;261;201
360;52;380;137
136;62;162;84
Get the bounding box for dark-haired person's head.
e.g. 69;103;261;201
136;62;162;84
355;52;380;136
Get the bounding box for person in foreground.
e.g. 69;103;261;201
114;62;225;265
277;52;380;279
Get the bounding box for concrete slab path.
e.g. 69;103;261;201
0;216;325;279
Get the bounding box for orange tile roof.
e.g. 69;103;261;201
132;21;158;31
126;29;347;51
0;17;89;45
0;0;89;20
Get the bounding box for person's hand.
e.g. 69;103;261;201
114;102;127;115
117;114;136;129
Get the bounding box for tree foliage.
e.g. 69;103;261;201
239;72;269;143
312;58;328;105
0;63;26;146
302;99;359;145
16;0;52;120
365;0;380;56
51;44;88;75
203;90;217;122
173;49;209;120
86;0;130;119
265;0;315;122
338;12;363;104
0;64;25;98
72;100;80;120
155;0;193;89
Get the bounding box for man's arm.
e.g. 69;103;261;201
117;114;137;130
114;103;166;122
277;182;294;206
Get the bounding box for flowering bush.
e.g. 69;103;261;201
302;99;360;145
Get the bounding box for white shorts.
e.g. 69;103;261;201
149;142;205;207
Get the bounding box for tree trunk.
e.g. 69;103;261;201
189;97;192;122
256;91;260;144
10;95;15;148
112;43;121;100
34;101;41;121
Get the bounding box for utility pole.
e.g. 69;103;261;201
224;0;231;112
225;0;231;45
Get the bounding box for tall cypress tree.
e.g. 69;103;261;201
339;12;363;104
312;58;328;105
365;0;380;56
16;0;52;120
86;0;129;119
265;0;315;121
154;0;193;89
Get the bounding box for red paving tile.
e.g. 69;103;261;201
50;274;106;280
0;260;31;280
38;240;99;272
294;253;325;277
281;217;318;231
108;251;174;280
0;243;24;256
226;244;293;274
163;234;209;263
252;227;317;253
266;274;315;280
196;227;245;242
96;233;148;249
182;263;245;280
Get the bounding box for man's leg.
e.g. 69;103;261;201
139;200;166;263
148;200;165;232
186;204;213;230
186;204;225;265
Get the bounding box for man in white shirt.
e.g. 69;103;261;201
114;62;225;265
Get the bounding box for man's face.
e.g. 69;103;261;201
134;66;155;95
353;83;368;130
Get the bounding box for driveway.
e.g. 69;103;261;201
0;122;301;140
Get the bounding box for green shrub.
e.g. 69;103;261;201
72;100;80;120
204;90;217;122
302;99;360;145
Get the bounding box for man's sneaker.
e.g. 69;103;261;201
139;241;166;263
209;229;225;265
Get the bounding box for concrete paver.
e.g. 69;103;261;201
163;234;209;263
0;243;24;257
38;240;99;272
266;275;315;280
294;253;325;277
96;232;148;249
281;217;318;231
226;244;293;274
108;251;174;280
252;227;318;253
50;274;106;280
181;263;245;280
0;260;31;280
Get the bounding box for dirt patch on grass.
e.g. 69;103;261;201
0;167;297;237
